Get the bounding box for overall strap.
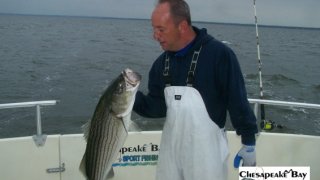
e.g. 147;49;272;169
186;45;202;87
162;45;202;87
163;53;171;87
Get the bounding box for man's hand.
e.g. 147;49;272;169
233;145;256;168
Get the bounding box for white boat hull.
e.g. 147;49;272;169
0;131;319;180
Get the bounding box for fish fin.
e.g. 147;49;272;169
121;115;141;133
128;120;141;132
106;168;115;179
79;154;88;179
82;119;91;141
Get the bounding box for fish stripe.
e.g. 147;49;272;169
97;114;112;179
86;111;125;180
100;116;113;179
87;112;108;179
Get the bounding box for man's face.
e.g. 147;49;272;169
151;3;181;51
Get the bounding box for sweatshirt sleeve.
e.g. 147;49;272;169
133;57;167;118
218;46;258;145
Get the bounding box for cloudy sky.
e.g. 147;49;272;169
0;0;319;28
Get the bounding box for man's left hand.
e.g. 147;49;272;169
233;145;256;168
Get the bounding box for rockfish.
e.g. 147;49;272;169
80;68;141;180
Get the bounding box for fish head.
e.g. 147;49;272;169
122;68;142;87
111;68;141;117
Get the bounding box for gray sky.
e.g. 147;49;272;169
0;0;319;28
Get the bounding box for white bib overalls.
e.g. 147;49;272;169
155;47;229;180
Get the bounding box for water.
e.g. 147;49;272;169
0;14;319;138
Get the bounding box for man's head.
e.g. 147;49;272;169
151;0;195;51
158;0;191;26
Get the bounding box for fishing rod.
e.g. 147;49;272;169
252;0;283;130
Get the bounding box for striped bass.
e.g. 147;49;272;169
79;68;141;180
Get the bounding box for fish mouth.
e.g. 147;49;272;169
122;68;141;86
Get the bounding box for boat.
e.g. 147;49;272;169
0;99;319;179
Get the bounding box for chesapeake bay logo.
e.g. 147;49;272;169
239;167;310;180
112;143;160;167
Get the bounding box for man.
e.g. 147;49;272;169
133;0;258;179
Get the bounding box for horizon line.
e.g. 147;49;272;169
1;12;319;30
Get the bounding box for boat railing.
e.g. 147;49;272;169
249;98;320;119
0;100;58;146
0;99;320;145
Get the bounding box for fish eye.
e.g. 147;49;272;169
126;82;131;88
116;82;125;94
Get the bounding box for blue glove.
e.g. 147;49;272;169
234;145;256;168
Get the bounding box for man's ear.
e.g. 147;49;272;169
178;20;189;33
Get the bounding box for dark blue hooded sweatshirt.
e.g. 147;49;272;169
134;27;258;145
